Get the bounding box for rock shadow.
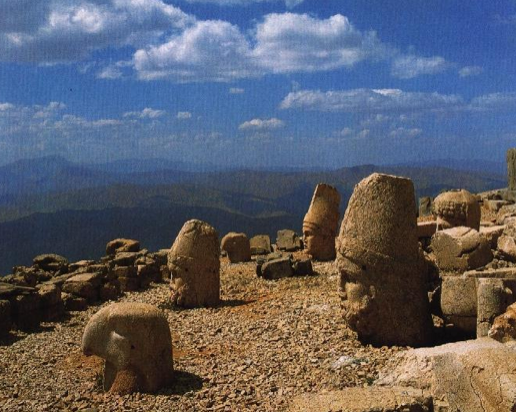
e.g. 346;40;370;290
160;370;203;395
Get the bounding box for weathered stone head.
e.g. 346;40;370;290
433;189;480;230
337;173;433;347
81;302;173;394
303;184;340;261
221;232;251;263
168;219;220;308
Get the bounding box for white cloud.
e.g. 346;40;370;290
280;88;463;113
469;92;516;111
391;55;451;79
0;103;16;111
134;19;260;82
177;111;192;119
458;65;483;77
0;0;192;63
180;0;304;8
97;65;123;80
239;118;285;130
252;13;388;73
229;87;245;94
123;108;166;119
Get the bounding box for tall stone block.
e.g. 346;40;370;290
168;220;220;308
303;184;340;261
337;173;433;347
508;148;516;191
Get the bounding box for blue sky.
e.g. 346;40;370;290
0;0;515;168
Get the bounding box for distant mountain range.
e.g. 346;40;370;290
0;156;508;274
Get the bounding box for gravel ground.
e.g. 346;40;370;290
0;255;407;412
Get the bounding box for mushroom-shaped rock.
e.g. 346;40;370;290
303;184;340;261
221;232;251;263
81;302;173;394
337;173;433;347
168;219;220;308
433;189;481;230
431;226;493;272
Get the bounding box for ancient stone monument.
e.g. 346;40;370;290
303;184;340;261
433;189;480;230
168;219;220;308
221;232;251;263
508;148;516;191
82;302;173;394
337;173;433;346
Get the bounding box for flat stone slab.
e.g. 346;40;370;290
465;267;516;279
288;387;432;412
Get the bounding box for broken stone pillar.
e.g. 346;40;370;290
303;184;340;261
433;189;480;230
337;173;433;347
168;219;220;308
276;229;302;252
508;148;516;191
249;235;272;255
476;278;513;337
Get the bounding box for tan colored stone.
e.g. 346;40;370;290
378;338;516;412
480;224;505;248
434;189;480;230
417;221;437;238
168;219;220;308
303;183;340;261
508;148;516;191
249;235;272;255
221;232;251;263
489;302;516;342
106;238;140;255
276;229;302;252
431;227;493;272
82;302;173;394
337;173;433;347
288;387;432;412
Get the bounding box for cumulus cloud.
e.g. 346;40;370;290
280;88;464;113
459;65;484;77
239;118;285;130
123;108;166;119
229;87;245;94
177;111;192;120
134;19;260;81
0;0;192;63
391;55;451;79
251;13;388;73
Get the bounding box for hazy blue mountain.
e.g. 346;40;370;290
0;156;508;274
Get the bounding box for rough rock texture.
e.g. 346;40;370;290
303;184;340;261
276;230;303;252
292;258;313;276
168;219;220;308
476;278;513;337
37;283;64;321
418;196;433;217
11;293;41;330
434;189;481;230
480;225;505;249
288;386;432;412
498;235;516;261
62;273;102;302
440;275;477;335
430;227;493;272
249;235;272;256
33;254;69;273
417;221;437;239
106;239;140;256
261;257;294;280
221;232;251;263
377;338;516;412
489;302;516;342
82;302;173;394
508;148;516;191
337;173;433;347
